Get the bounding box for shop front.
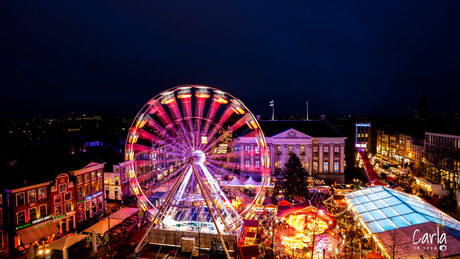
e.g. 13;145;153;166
53;212;76;233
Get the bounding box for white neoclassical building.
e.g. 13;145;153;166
234;120;346;182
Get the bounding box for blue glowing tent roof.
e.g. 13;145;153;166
345;186;460;234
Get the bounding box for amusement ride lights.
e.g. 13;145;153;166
126;85;270;257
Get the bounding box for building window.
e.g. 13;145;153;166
84;174;89;182
55;205;62;216
0;194;2;204
277;146;282;155
313;146;318;155
65;202;72;213
255;160;260;168
59;183;66;193
77;176;82;184
244;145;250;152
313;162;318;171
77;186;83;198
115;176;119;186
300;146;305;155
29;208;37;221
39;205;47;218
17;211;26;225
54;194;62;204
65;191;72;201
255;146;259;154
97;170;102;178
324;146;329;153
97;179;102;191
38;187;46;200
85;184;90;196
115;187;119;199
334;146;339;154
98;196;103;211
245;160;250;168
91;171;96;179
28;190;36;204
106;187;109;198
334;162;339;172
324;162;329;172
91;181;95;192
16;193;25;206
288;145;293;153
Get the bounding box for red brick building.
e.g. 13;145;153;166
69;162;105;223
50;173;75;233
2;182;56;253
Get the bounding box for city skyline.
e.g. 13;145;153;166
2;1;460;118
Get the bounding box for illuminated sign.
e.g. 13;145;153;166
83;191;103;201
31;215;52;225
355;123;371;127
355;144;367;148
92;191;102;199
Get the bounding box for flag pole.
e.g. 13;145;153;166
306;99;309;121
270;99;275;120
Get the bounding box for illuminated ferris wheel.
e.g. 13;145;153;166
125;85;270;253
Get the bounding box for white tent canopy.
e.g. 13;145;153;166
244;176;259;186
83;207;139;234
225;177;244;187
49;233;88;251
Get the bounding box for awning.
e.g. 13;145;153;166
109;207;139;220
17;220;59;245
83;207;139;235
83;218;124;235
48;233;88;251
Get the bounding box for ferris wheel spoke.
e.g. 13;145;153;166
178;94;195;147
206;152;238;160
142;115;185;148
194;93;208;148
163;97;194;150
204;162;237;178
200;164;239;217
199;105;236;150
200;98;222;137
150;103;180;137
201;114;251;154
205;159;242;172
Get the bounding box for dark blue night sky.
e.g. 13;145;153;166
1;1;460;118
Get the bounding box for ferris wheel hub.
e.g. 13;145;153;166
191;150;206;165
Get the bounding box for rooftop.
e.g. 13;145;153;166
257;120;344;138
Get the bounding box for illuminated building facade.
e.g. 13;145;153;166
355;123;371;152
50;173;75;233
104;162;132;203
235;120;346;178
424;132;460;198
376;130;413;165
2;182;53;253
69;162;105;223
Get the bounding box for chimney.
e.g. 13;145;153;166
321;115;326;120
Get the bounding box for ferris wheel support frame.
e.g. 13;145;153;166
134;161;232;259
134;164;190;254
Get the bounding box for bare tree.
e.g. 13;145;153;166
381;229;404;259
